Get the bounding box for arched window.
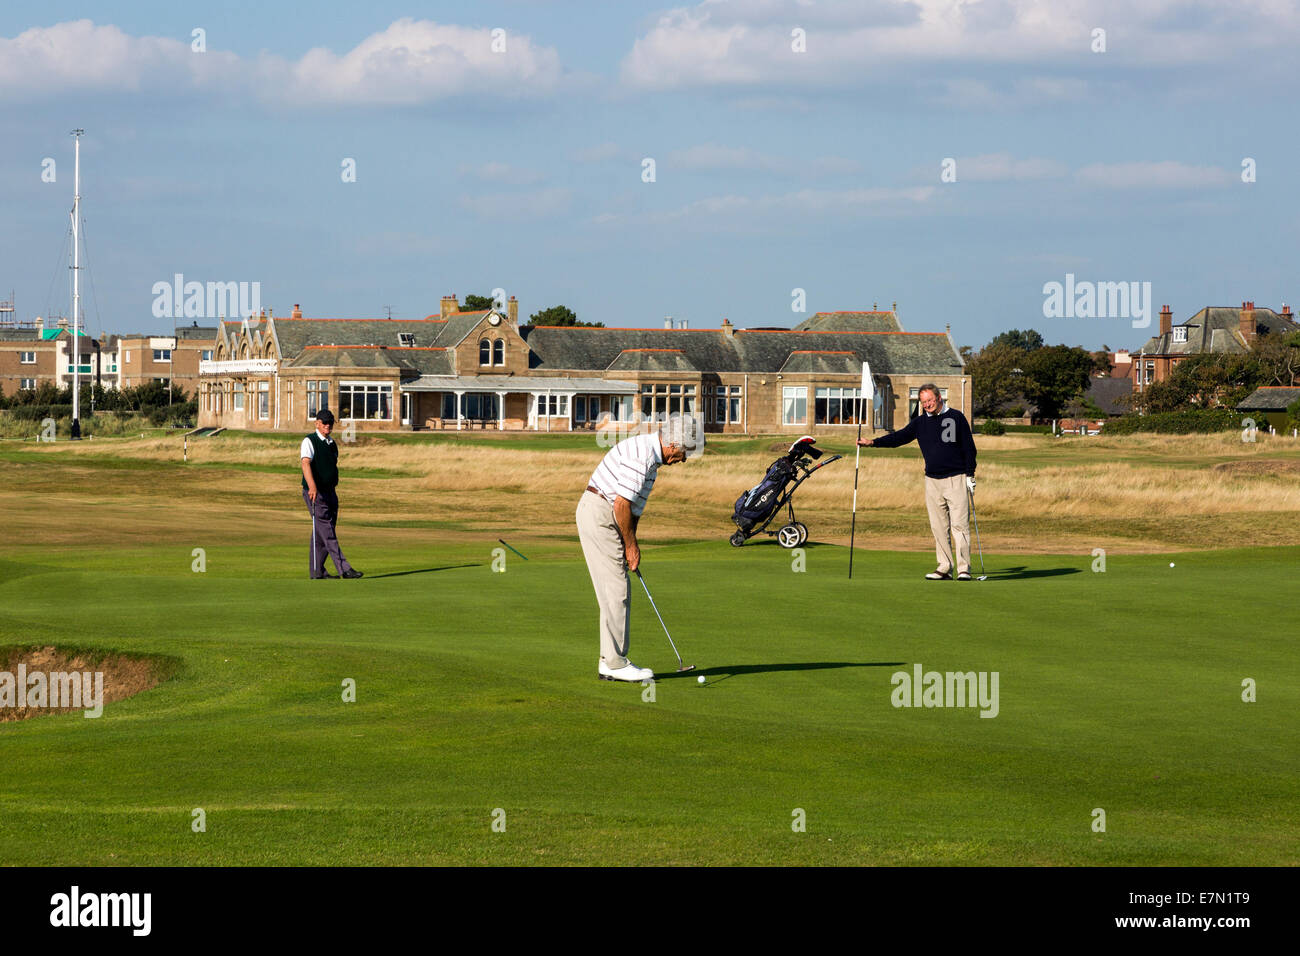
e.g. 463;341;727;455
480;340;491;365
493;339;504;365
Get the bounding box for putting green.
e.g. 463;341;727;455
0;536;1294;865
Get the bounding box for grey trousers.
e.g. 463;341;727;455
575;491;631;669
304;488;353;578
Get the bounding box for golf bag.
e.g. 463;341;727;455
733;458;797;532
729;436;839;548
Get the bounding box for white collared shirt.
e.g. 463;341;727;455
300;429;333;459
588;432;664;517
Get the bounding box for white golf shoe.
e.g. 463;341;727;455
598;660;654;682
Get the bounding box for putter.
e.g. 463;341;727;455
968;486;988;580
634;568;695;673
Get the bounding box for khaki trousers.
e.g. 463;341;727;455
925;475;971;575
576;491;631;668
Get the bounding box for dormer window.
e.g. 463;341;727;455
1172;327;1187;343
399;332;415;347
493;339;504;365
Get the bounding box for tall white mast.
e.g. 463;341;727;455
71;129;84;430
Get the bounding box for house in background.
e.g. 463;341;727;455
118;323;216;394
1131;302;1299;391
197;297;969;435
1236;386;1300;434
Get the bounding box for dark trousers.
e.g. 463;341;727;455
303;488;352;578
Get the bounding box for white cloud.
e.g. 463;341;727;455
947;153;1069;182
649;184;934;222
459;187;573;220
1074;161;1233;189
669;143;860;176
619;1;1300;95
0;20;239;97
0;18;563;105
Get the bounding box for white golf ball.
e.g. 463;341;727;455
697;675;705;684
1169;562;1175;568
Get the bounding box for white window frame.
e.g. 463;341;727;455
782;386;807;426
814;387;863;425
20;377;36;390
201;349;213;361
258;381;270;420
339;380;394;422
19;351;35;364
153;348;171;362
1172;327;1187;343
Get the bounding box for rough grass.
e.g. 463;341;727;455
5;429;1297;553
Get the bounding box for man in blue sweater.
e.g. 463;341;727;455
858;383;978;581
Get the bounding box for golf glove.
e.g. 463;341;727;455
966;476;976;493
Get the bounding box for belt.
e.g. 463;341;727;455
586;485;605;497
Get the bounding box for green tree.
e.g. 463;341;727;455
1251;329;1300;387
527;305;604;328
989;328;1045;352
460;294;497;312
964;343;1026;417
1019;345;1096;419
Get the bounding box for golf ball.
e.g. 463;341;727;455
697;675;705;684
1170;562;1175;568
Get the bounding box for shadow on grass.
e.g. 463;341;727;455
656;661;904;685
981;566;1082;581
366;564;481;579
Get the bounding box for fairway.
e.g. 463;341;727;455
0;435;1296;866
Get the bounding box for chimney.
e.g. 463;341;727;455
35;316;43;333
507;296;518;325
1159;305;1172;336
292;303;302;318
1282;304;1292;318
664;317;673;329
721;318;734;338
679;319;689;330
441;295;459;319
1240;300;1256;342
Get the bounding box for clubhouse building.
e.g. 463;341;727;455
197;297;968;435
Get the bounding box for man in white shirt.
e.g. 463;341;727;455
577;415;700;682
300;409;362;580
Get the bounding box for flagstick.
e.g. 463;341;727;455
849;390;863;579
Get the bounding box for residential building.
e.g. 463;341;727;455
1132;302;1299;390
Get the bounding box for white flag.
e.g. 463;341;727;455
860;361;875;401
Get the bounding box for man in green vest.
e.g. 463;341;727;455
300;409;362;579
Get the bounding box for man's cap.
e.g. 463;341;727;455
315;409;335;425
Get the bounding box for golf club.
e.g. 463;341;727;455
968;486;987;580
634;568;695;673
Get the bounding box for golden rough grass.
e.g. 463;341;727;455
8;430;1300;553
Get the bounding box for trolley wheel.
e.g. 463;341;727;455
729;531;747;548
777;524;802;549
793;522;809;546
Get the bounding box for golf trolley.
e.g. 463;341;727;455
729;436;841;549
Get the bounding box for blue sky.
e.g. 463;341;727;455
2;1;1296;351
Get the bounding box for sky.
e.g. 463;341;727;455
1;0;1297;352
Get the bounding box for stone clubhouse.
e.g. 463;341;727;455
197;296;969;435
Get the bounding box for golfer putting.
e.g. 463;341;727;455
858;383;978;581
576;414;701;682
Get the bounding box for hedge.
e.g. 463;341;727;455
1102;409;1247;435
